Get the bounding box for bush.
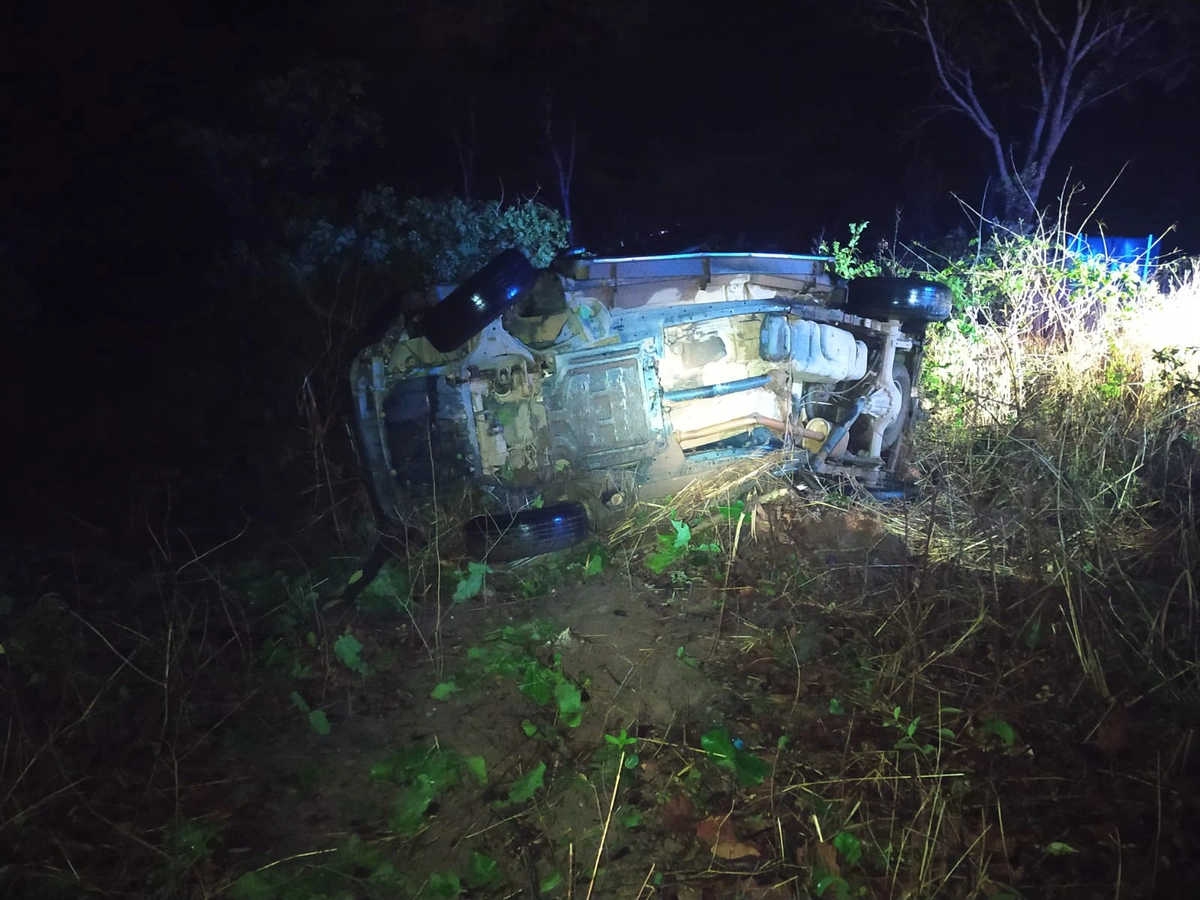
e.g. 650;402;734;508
283;189;568;294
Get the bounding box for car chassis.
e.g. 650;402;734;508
350;249;950;553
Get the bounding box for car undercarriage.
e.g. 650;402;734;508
351;250;951;559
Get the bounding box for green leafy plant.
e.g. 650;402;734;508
229;834;416;899
936;706;963;742
833;830;863;866
465;852;502;889
452;561;491;603
370;744;486;837
605;729;640;769
333;633;368;675
646;516;719;575
286;190;569;288
814;869;852;900
716;499;746;521
431;680;460;700
819;221;883;280
496;761;547;808
465;756;489;785
699;728;771;786
160;818;221;883
675;645;699;668
979;717;1017;749
883;706;933;755
1021;614;1045;650
354;563;413;616
258;636;315;682
288;691;331;735
428;872;462;897
810;829;864;900
583;551;605;578
465;624;587;727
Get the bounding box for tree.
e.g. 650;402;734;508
452;100;478;202
542;95;578;245
172;59;382;257
871;0;1195;224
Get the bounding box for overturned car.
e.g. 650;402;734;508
350;249;950;560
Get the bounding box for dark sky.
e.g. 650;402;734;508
2;0;1198;322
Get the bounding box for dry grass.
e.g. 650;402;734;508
891;227;1200;699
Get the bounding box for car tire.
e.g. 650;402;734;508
863;476;922;503
418;249;539;352
464;502;590;562
845;277;952;323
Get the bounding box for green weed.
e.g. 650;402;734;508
645;516;719;575
370;743;487;837
229;834;416;899
461;623;587;727
157;818;221;893
675;645;699;668
698;728;770;786
495;761;546;808
604;728;640;769
355;563;413;616
289;691;331;735
883;706;934;755
430;680;460;700
978;717;1017;749
333;632;368;674
257;635;315;683
451;561;490;603
819;221;883;281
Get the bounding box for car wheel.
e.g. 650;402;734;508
845;277;952;323
881;362;912;449
464;502;590;562
848;361;911;452
418;249;540;352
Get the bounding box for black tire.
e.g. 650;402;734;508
863;476;922;503
464;502;590;562
418;249;539;352
845;277;952;323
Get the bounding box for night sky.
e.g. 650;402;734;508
2;0;1198;533
6;0;1198;285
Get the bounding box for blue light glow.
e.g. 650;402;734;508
589;251;832;264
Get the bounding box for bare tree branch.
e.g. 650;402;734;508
869;0;1185;221
452;99;477;202
543;94;578;244
1030;0;1067;51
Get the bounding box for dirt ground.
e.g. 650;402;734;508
198;500;1200;900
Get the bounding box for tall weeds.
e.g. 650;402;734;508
897;216;1200;698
